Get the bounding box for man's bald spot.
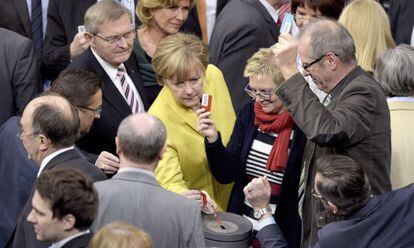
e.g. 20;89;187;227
26;94;77;123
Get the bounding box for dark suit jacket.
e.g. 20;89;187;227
180;0;230;38
67;49;150;155
0;117;37;248
257;184;414;248
0;28;41;126
0;0;31;38
62;232;94;248
389;0;414;45
208;0;279;113
42;0;139;80
7;148;106;248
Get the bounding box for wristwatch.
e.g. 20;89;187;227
253;206;272;220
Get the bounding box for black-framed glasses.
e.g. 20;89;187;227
93;29;135;45
302;54;326;72
76;106;102;116
244;84;277;101
294;13;320;22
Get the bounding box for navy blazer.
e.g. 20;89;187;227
205;101;306;248
68;49;150;156
0;117;37;247
257;184;414;248
7;149;106;248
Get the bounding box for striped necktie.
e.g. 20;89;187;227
31;0;43;58
117;67;140;113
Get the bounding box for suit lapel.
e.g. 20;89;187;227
43;149;80;171
86;49;133;117
13;0;31;37
247;0;279;40
78;0;97;23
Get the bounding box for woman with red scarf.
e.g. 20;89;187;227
197;48;306;248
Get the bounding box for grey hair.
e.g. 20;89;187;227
300;19;356;63
374;44;414;97
117;114;166;164
84;0;132;34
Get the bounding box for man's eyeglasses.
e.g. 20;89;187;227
16;130;42;140
302;54;326;72
311;188;327;202
244;84;277;101
93;30;135;45
76;106;102;116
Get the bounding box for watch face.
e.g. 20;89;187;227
253;210;262;219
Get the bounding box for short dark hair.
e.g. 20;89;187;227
315;155;371;215
35;167;98;230
31;93;80;148
291;0;345;19
51;69;104;108
117;114;166;164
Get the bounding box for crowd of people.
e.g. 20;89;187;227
0;0;414;247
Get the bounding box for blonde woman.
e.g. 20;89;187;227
339;0;395;72
197;48;306;248
90;221;152;248
149;33;235;212
134;0;194;104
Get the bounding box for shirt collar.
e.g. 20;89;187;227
48;229;90;248
38;146;74;177
327;66;365;100
91;48;125;83
258;0;279;24
118;167;156;178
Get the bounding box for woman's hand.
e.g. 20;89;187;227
196;108;218;143
181;190;218;215
95;151;120;174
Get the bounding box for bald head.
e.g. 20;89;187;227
22;93;80;148
299;19;356;64
116;113;166;165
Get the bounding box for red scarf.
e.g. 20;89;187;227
253;102;293;172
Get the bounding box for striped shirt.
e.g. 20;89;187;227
243;128;294;229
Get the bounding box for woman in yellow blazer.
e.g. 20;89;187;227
149;33;235;211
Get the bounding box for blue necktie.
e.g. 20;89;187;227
31;0;43;58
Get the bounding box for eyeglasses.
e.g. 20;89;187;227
16;130;42;140
244;84;277;101
302;54;326;72
311;188;327;202
294;13;320;22
76;106;102;116
93;29;135;45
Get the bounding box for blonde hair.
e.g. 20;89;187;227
84;0;132;34
244;48;285;87
137;0;195;27
90;221;152;248
152;33;208;85
338;0;395;72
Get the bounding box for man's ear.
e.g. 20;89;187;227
84;32;94;46
327;201;339;215
38;134;50;152
61;214;76;231
158;143;167;160
115;137;121;156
